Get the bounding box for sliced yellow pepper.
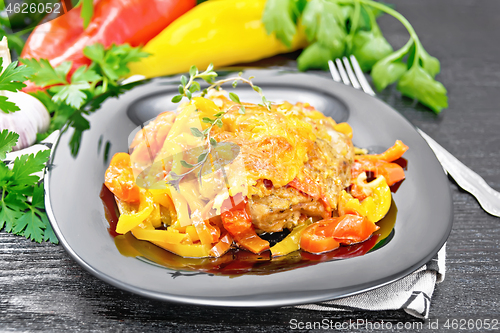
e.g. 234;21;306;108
339;174;392;223
270;220;312;257
131;227;188;244
152;241;212;258
116;190;154;234
128;0;307;78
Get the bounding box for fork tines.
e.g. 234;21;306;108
328;55;376;96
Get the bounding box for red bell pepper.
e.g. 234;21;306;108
22;0;196;90
21;4;85;63
358;140;409;162
350;140;408;199
300;214;379;254
221;197;270;254
104;152;140;203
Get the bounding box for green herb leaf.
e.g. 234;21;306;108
172;95;183;103
297;42;333;71
371;40;413;91
397;65;448;113
0;59;34;92
190;127;205;138
0;129;19;160
302;0;346;52
215;118;223;128
0;148;56;243
198;152;208;162
253;86;263;94
202;117;214;124
10;150;51;189
351;30;393;72
189;82;200;93
262;0;297;48
210;138;217;147
82;43;105;63
229;92;241;104
51;81;91;109
418;46;441;78
239;105;246;114
71;65;101;83
22;58;70;87
371;59;407;91
180;160;194;168
0;201;21;231
189;65;198;77
0;95;19;113
81;0;94;29
83;43;149;81
181;75;188;87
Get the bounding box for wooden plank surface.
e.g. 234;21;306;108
1;0;499;331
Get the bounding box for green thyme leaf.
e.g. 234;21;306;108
172;95;183;103
180;160;194;168
202;117;214;124
198;152;208;162
181;75;188;87
190;127;205;138
229;92;241;104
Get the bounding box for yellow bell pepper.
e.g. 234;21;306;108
339;174;392;223
128;0;307;78
152;241;212;258
270;220;312;257
131;227;188;244
115;190;155;234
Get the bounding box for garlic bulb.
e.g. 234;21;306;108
0;36;51;151
0;90;51;150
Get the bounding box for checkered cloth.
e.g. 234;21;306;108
294;245;446;319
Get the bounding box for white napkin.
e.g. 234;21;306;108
294;244;446;319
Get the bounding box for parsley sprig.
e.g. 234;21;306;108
0;130;57;244
22;43;149;155
167;65;271;191
0;58;35;113
263;0;448;113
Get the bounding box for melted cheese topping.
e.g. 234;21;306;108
129;90;353;226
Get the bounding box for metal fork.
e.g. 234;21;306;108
328;55;500;217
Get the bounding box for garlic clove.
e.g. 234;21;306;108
0;91;51;151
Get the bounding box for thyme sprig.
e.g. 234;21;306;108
167;65;271;191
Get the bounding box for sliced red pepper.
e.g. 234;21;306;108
220;198;269;254
104;153;140;203
21;5;85;63
350;140;408;198
209;233;234;258
360;140;409;162
351;159;405;189
300;214;379;254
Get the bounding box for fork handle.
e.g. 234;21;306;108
417;129;500;217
